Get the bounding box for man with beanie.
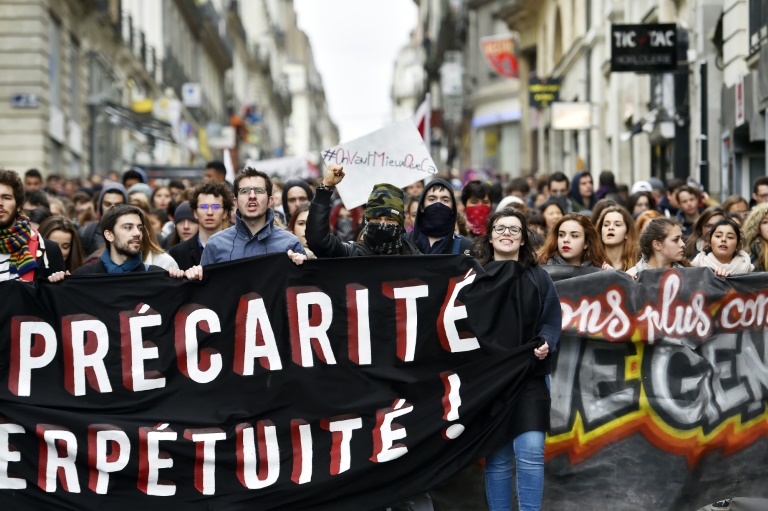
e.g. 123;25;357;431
79;182;128;256
405;178;472;255
306;164;420;257
0;168;65;282
282;178;314;225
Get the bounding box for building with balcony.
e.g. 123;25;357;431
499;0;724;196
717;0;768;198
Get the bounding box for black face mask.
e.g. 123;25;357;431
363;222;404;255
335;217;355;241
418;202;455;238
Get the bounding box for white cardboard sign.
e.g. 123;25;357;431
321;119;438;209
245;155;317;181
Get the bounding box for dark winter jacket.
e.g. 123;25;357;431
306;187;420;258
404;178;472;255
168;234;204;270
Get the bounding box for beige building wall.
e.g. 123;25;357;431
0;0;91;176
504;0;720;187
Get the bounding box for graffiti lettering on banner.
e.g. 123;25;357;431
543;266;768;509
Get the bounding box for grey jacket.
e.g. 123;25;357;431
200;208;306;265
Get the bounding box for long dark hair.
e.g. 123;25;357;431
639;217;691;267
596;205;639;271
536;213;606;266
701;217;744;256
38;215;84;272
684;206;725;258
471;208;537;268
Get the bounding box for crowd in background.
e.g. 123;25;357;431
7;162;768;280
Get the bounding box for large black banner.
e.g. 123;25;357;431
545;267;768;509
0;254;540;511
3;259;768;510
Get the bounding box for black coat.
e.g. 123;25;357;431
306;188;420;258
168;234;203;270
404;178;473;255
32;236;66;280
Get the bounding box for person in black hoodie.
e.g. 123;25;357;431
79;182;129;257
405;178;472;255
281;178;314;225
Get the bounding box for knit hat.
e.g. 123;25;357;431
365;184;405;226
128;183;153;203
173;202;197;223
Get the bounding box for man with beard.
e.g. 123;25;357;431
169;181;233;270
405;178;472;255
184;167;306;280
0;168;65;282
64;205;167;275
306;163;420;257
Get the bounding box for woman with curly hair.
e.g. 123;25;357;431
595;205;639;271
627;218;691;277
537;213;606;267
743;202;768;271
692;217;753;276
471;208;561;511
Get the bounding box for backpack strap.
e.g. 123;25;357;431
19;232;40;282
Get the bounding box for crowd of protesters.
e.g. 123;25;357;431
3;160;767;511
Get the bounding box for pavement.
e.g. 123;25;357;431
430;462;488;511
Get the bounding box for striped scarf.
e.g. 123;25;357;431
0;215;38;277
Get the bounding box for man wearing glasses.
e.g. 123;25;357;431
184;167;306;280
169;181;233;270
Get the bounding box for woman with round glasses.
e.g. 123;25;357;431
471;209;561;511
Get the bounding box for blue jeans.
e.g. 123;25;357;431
485;430;545;511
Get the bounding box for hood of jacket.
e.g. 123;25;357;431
412;178;457;239
569;171;594;210
281;179;314;224
98;182;129;216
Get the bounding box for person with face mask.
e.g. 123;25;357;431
329;203;362;242
306;164;421;258
460;180;493;237
405;179;472;255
